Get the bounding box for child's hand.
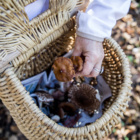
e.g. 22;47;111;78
72;36;104;77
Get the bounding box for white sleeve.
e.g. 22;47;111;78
76;0;131;42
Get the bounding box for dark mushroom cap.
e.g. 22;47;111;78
52;90;64;99
58;108;65;119
52;57;75;82
59;102;76;115
35;91;54;104
68;84;100;112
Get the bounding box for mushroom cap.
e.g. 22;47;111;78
58;108;65;119
68;84;100;112
59;102;76;115
71;56;83;72
52;57;75;82
52;90;64;99
35;91;54;104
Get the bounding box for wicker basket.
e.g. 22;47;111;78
0;0;132;140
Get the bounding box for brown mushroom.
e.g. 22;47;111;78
35;91;54;105
52;90;64;99
68;84;100;112
59;102;76;115
71;56;83;72
58;108;65;119
52;57;75;82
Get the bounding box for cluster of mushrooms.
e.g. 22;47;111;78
35;56;101;127
52;56;83;82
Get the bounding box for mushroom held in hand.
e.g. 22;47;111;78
71;56;83;72
52;57;75;82
35;91;54;105
52;56;84;82
68;84;100;112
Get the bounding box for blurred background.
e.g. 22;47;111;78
104;0;140;139
0;0;140;140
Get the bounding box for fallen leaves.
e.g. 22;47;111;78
133;94;140;104
122;32;131;41
126;125;136;132
126;45;134;51
130;66;138;75
130;2;139;10
124;109;137;117
118;22;126;32
109;1;140;139
115;127;135;138
135;85;140;92
129;37;137;44
126;26;135;34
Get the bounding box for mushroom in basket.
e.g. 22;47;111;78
68;83;100;112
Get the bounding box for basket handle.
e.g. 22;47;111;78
0;0;89;72
70;0;89;17
0;50;20;70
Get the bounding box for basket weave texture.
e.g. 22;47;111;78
0;0;132;140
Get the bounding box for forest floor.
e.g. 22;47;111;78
104;0;140;140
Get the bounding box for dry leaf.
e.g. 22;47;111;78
135;52;140;58
124;109;137;116
118;22;126;32
122;32;131;41
126;26;135;34
126;125;136;132
122;14;133;22
131;21;137;27
136;85;140;92
133;93;140;104
126;45;134;50
137;27;140;34
131;66;138;75
124;129;134;136
129;37;137;44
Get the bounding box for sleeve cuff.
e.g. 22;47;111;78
76;11;113;41
76;30;104;42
